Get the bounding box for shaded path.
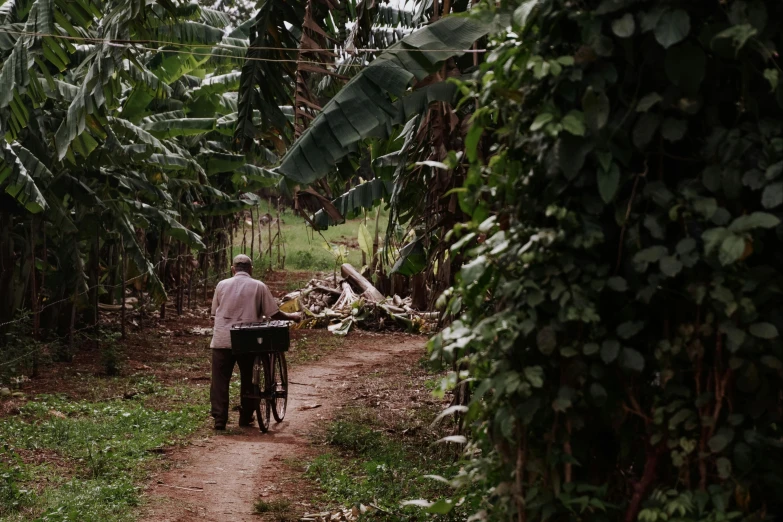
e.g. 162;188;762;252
139;335;423;521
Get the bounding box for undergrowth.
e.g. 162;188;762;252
306;407;471;521
0;378;207;521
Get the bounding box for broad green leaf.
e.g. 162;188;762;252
702;227;731;255
661;118;687;142
749;323;779;340
583;343;599;356
426;499;455;515
617;321;644;339
718;234;746;266
600;340;620;364
620;348;645;372
654;9;690;49
512;0;539;29
761;355;783;369
717;457;732;479
728;212;780;232
0;141;48;212
461;255;487;283
665;42;706;95
713;24;757;52
660;256;683;277
634;245;668;264
561;111;586;136
582;88;610;131
708;427;734;453
590;383;607;405
765;69;779;92
612;13;635;38
607;276;627;292
357;223;372;259
530;113;554;131
276;17;490;184
597;162;620;203
523;366;544;388
761;182;783;208
595;151;612;172
720;323;746;353
636;93;663;112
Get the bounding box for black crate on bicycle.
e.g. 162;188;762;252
230;321;290;355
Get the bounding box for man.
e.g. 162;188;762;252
210;254;301;430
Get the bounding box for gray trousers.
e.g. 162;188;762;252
210;349;257;425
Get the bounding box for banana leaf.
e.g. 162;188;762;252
276;16;489;185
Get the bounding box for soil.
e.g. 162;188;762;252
138;333;423;522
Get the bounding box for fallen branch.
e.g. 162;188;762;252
157;483;203;491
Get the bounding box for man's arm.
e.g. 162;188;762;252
272;310;302;322
258;282;301;322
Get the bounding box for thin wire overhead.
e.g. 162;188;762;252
0;27;487;56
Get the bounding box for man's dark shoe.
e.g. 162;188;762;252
214;423;226;431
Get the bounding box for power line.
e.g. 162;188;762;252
0;27;486;62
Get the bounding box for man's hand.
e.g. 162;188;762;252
272;311;303;322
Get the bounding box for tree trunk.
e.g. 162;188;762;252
159;231;168;321
341;263;385;302
250;207;255;262
29;221;39;376
93;220;100;351
121;239;127;339
203;238;210;305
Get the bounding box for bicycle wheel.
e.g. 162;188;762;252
271;352;288;422
253;355;271;433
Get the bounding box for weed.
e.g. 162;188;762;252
307;409;474;521
0;457;32;516
325;421;380;453
100;329;123;376
0;386;206;521
254;498;297;521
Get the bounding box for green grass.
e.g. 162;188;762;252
306;408;471;521
0;379;207;522
232;201;389;272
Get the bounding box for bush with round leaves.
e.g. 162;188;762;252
430;1;783;521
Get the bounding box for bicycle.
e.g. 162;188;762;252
230;321;290;433
251;350;288;432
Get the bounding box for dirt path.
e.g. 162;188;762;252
139;335;423;521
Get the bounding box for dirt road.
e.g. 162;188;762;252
139;335;423;521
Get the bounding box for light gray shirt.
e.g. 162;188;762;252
210;272;279;348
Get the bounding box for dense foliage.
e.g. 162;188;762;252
431;0;783;520
0;0;284;369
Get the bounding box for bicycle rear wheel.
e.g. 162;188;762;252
271;352;288;422
253;355;271;432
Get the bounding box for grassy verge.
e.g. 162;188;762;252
302;356;472;521
0;376;207;522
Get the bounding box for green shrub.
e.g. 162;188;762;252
431;1;783;521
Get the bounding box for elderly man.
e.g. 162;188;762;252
210;254;301;430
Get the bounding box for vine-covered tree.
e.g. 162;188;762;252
431;0;783;521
